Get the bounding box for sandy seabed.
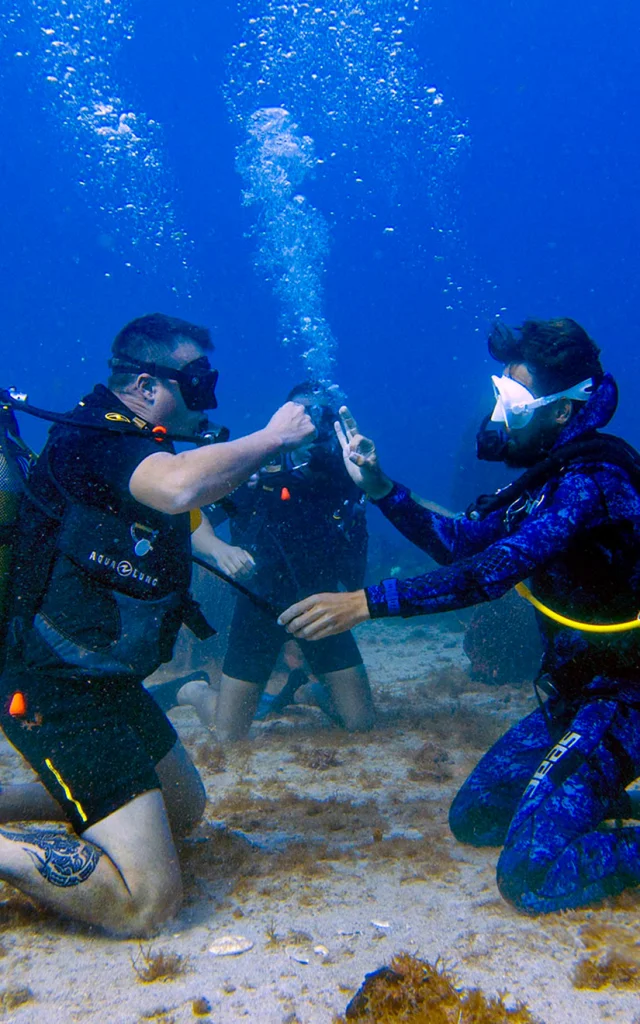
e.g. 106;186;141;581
1;619;639;1023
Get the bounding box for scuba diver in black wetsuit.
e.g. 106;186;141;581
0;313;314;936
179;383;375;742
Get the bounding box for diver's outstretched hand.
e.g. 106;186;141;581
278;590;370;640
334;406;393;500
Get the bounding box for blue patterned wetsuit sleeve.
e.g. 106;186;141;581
366;471;608;618
372;483;506;564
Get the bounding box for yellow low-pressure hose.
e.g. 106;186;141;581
514;582;640;634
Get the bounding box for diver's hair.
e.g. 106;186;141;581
108;313;213;391
287;381;321;403
286;381;340;424
488;318;603;395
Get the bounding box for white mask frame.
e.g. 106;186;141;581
490;374;594;431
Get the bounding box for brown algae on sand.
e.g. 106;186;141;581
572;917;640;990
0;987;33;1012
132;946;189;983
573;950;640;990
292;744;343;770
192;739;226;773
191;996;213;1016
407;740;453;783
334;953;539;1023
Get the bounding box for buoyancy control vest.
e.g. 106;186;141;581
207;445;368;592
0;404;34;664
467;433;640;658
1;389;214;681
466;433;640;523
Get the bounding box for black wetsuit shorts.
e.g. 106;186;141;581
222;594;363;686
0;670;177;833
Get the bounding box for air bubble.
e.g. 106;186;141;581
236;108;336;383
226;0;474;335
17;0;195;286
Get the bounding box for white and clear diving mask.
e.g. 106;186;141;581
490;374;594;432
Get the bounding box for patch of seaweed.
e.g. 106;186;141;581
428;704;507;752
179;825;259;903
0;987;33;1012
571;917;640;989
357;769;386;791
192;997;212;1016
407;741;453;783
265;921;314;950
181;821;336;906
139;1010;176;1024
573;950;640;990
132;945;189;983
270;841;333;877
423;664;476;698
192;739;226;773
378;677;508;749
209;791;386;841
335;953;539;1023
363;835;457;881
578;918;640;952
0;891;48;933
292;745;343;771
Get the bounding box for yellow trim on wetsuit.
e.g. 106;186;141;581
44;758;88;823
189;508;203;533
515;582;640;634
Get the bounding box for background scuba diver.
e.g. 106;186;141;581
0;313;314;936
280;317;640;914
178;383;375;742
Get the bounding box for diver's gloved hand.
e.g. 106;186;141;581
213;543;256;581
335;406;393;500
265;401;316;453
278;590;370;640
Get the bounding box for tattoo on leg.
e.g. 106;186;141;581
0;826;102;887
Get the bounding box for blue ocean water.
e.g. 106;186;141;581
1;0;639;513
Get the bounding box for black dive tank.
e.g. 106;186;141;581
0;435;21;644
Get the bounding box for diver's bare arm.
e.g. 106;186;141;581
130;402;314;515
129;431;281;514
191;513;228;561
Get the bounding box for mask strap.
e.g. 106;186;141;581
512;377;594;415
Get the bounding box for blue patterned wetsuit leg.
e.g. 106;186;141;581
449;705;559;847
494;698;640;913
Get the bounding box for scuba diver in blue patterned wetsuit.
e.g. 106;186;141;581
279;318;640;915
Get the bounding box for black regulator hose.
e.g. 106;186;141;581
0;387;228;447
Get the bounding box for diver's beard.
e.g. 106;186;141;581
503;431;556;469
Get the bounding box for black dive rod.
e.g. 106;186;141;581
191;555;279;618
0;387;229;446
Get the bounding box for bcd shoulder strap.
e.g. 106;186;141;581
467;434;640;522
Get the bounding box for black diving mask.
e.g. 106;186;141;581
110;356;219;411
306;403;339;444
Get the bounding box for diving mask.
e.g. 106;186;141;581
490;374;594;432
109;356;219;411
